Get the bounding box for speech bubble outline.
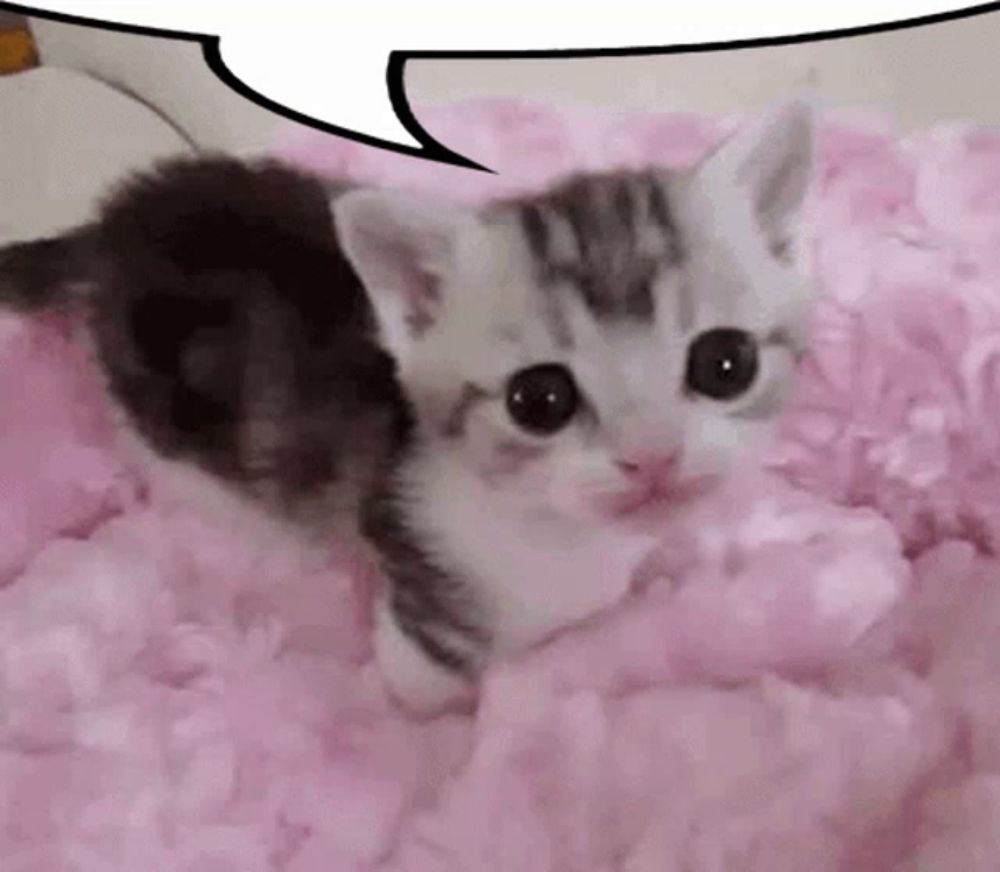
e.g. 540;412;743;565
3;0;1000;172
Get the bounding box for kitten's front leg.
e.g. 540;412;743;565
372;595;474;717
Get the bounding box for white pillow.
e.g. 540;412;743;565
0;66;193;245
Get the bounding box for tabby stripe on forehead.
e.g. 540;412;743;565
512;171;686;324
510;203;574;347
556;187;592;261
542;293;575;348
613;179;636;236
647;182;674;235
624;275;655;320
519;203;551;262
677;278;695;332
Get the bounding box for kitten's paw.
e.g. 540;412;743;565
373;599;474;718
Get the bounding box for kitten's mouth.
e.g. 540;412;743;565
605;476;713;521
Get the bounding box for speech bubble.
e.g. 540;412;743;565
4;1;998;170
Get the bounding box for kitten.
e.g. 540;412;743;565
0;101;815;714
0;160;408;541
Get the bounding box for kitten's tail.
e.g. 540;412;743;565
0;230;94;314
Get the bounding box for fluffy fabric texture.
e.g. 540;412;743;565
4;101;1000;870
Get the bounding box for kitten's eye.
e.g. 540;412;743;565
506;363;579;435
685;328;759;400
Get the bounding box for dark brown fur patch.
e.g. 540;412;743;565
3;157;413;527
497;170;684;323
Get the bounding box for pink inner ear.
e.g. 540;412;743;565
381;239;442;338
404;274;441;337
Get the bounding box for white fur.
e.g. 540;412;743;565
401;448;657;652
371;592;473;716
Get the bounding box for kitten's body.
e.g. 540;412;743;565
2;160;408;539
0;103;816;714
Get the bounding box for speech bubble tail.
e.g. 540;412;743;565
385;52;494;173
201;39;494;174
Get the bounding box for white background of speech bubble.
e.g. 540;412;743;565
14;1;990;152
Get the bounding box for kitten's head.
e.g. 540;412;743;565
335;101;816;528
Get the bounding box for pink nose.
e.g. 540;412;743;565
616;451;680;487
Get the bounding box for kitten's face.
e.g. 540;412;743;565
337;101;815;529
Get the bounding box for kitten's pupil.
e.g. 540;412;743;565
506;363;579;435
686;328;759;400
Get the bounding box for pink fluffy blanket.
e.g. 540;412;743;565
5;100;1000;871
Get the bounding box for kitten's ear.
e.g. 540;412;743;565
696;99;816;257
333;189;472;362
0;230;95;313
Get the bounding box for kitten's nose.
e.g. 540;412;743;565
616;451;680;487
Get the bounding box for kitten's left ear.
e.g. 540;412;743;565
696;99;816;257
333;189;473;365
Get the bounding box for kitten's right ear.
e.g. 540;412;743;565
333;189;471;364
694;99;816;259
0;230;94;313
